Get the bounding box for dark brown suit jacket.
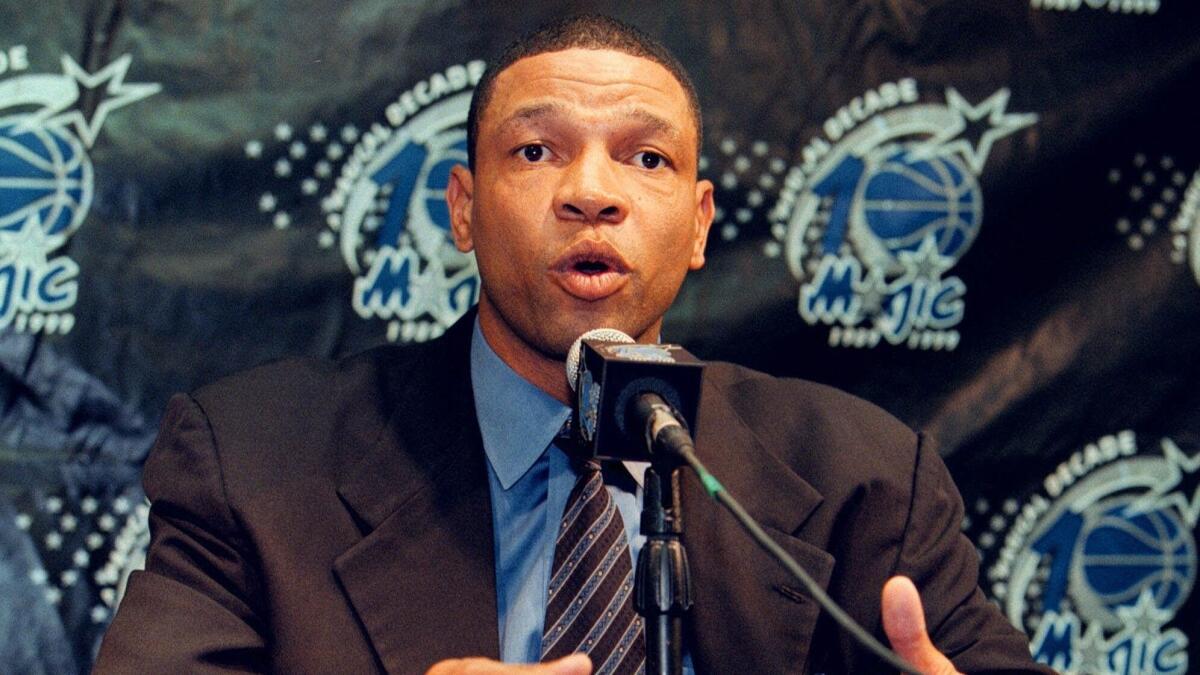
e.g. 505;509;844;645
94;314;1049;674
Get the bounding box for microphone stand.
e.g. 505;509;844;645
634;460;692;675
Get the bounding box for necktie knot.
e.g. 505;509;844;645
574;456;602;476
556;417;599;472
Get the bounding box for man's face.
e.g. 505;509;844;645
447;48;714;360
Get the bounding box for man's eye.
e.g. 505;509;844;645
634;151;667;170
520;144;548;162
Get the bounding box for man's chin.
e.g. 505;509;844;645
479;293;655;362
538;315;654;358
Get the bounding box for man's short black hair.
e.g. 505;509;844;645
466;14;702;171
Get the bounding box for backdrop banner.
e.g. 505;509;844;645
1;2;1197;672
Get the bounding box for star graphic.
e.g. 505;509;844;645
1115;590;1171;636
0;214;51;268
1073;622;1108;673
910;88;1037;175
28;54;161;148
410;259;443;317
1125;437;1200;526
897;236;953;281
855;267;890;316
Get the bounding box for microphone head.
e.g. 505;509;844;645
566;328;633;391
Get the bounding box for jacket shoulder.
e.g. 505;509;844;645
703;361;921;492
192;342;428;410
184;341;440;482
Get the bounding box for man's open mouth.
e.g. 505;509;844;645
550;240;631;301
573;259;614;275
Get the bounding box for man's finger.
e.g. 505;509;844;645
538;654;593;675
881;576;962;675
426;653;593;675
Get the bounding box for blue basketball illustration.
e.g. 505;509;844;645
371;130;467;251
857;144;981;262
419;134;468;234
1078;501;1196;616
0;116;93;238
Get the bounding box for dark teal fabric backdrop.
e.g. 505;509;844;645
0;1;1197;672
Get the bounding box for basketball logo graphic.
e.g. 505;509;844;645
1169;169;1200;288
0;118;92;240
0;51;158;334
772;83;1035;350
340;96;478;342
1031;0;1160;15
249;62;485;343
856;144;982;267
972;431;1200;674
1077;499;1196;626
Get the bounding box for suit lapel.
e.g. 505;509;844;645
333;314;501;672
683;376;835;674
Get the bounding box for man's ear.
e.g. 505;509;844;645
447;164;475;253
689;178;715;270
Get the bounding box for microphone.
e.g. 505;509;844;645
565;329;705;463
564;333;924;674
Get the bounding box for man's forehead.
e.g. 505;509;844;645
497;47;677;84
481;48;696;137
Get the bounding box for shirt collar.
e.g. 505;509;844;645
470;318;571;490
470;318;648;490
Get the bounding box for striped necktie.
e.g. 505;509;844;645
541;457;646;674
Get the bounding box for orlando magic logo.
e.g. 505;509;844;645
1031;0;1160;15
321;62;485;343
771;82;1036;350
1186;174;1200;284
0;49;157;334
605;344;678;364
577;366;600;443
977;431;1199;674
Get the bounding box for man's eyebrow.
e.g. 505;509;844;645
622;109;683;142
495;104;685;143
495;103;568;134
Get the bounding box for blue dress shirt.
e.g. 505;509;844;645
470;321;693;672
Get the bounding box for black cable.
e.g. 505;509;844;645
656;425;923;675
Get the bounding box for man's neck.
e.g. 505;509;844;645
476;301;573;405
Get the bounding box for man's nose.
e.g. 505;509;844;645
554;147;629;225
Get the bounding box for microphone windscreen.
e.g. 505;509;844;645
566;328;633;391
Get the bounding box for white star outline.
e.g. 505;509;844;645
854;266;890;316
896;235;954;281
1115;590;1173;636
1072;621;1108;672
1125;438;1200;527
19;54;160;148
908;88;1038;175
0;213;51;268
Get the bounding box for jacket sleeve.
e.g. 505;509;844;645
93;394;268;674
891;432;1056;674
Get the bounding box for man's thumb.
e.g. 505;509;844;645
541;653;592;675
881;576;960;675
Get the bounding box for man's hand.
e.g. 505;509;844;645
426;654;592;675
881;576;964;675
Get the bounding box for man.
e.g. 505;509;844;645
96;15;1050;675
